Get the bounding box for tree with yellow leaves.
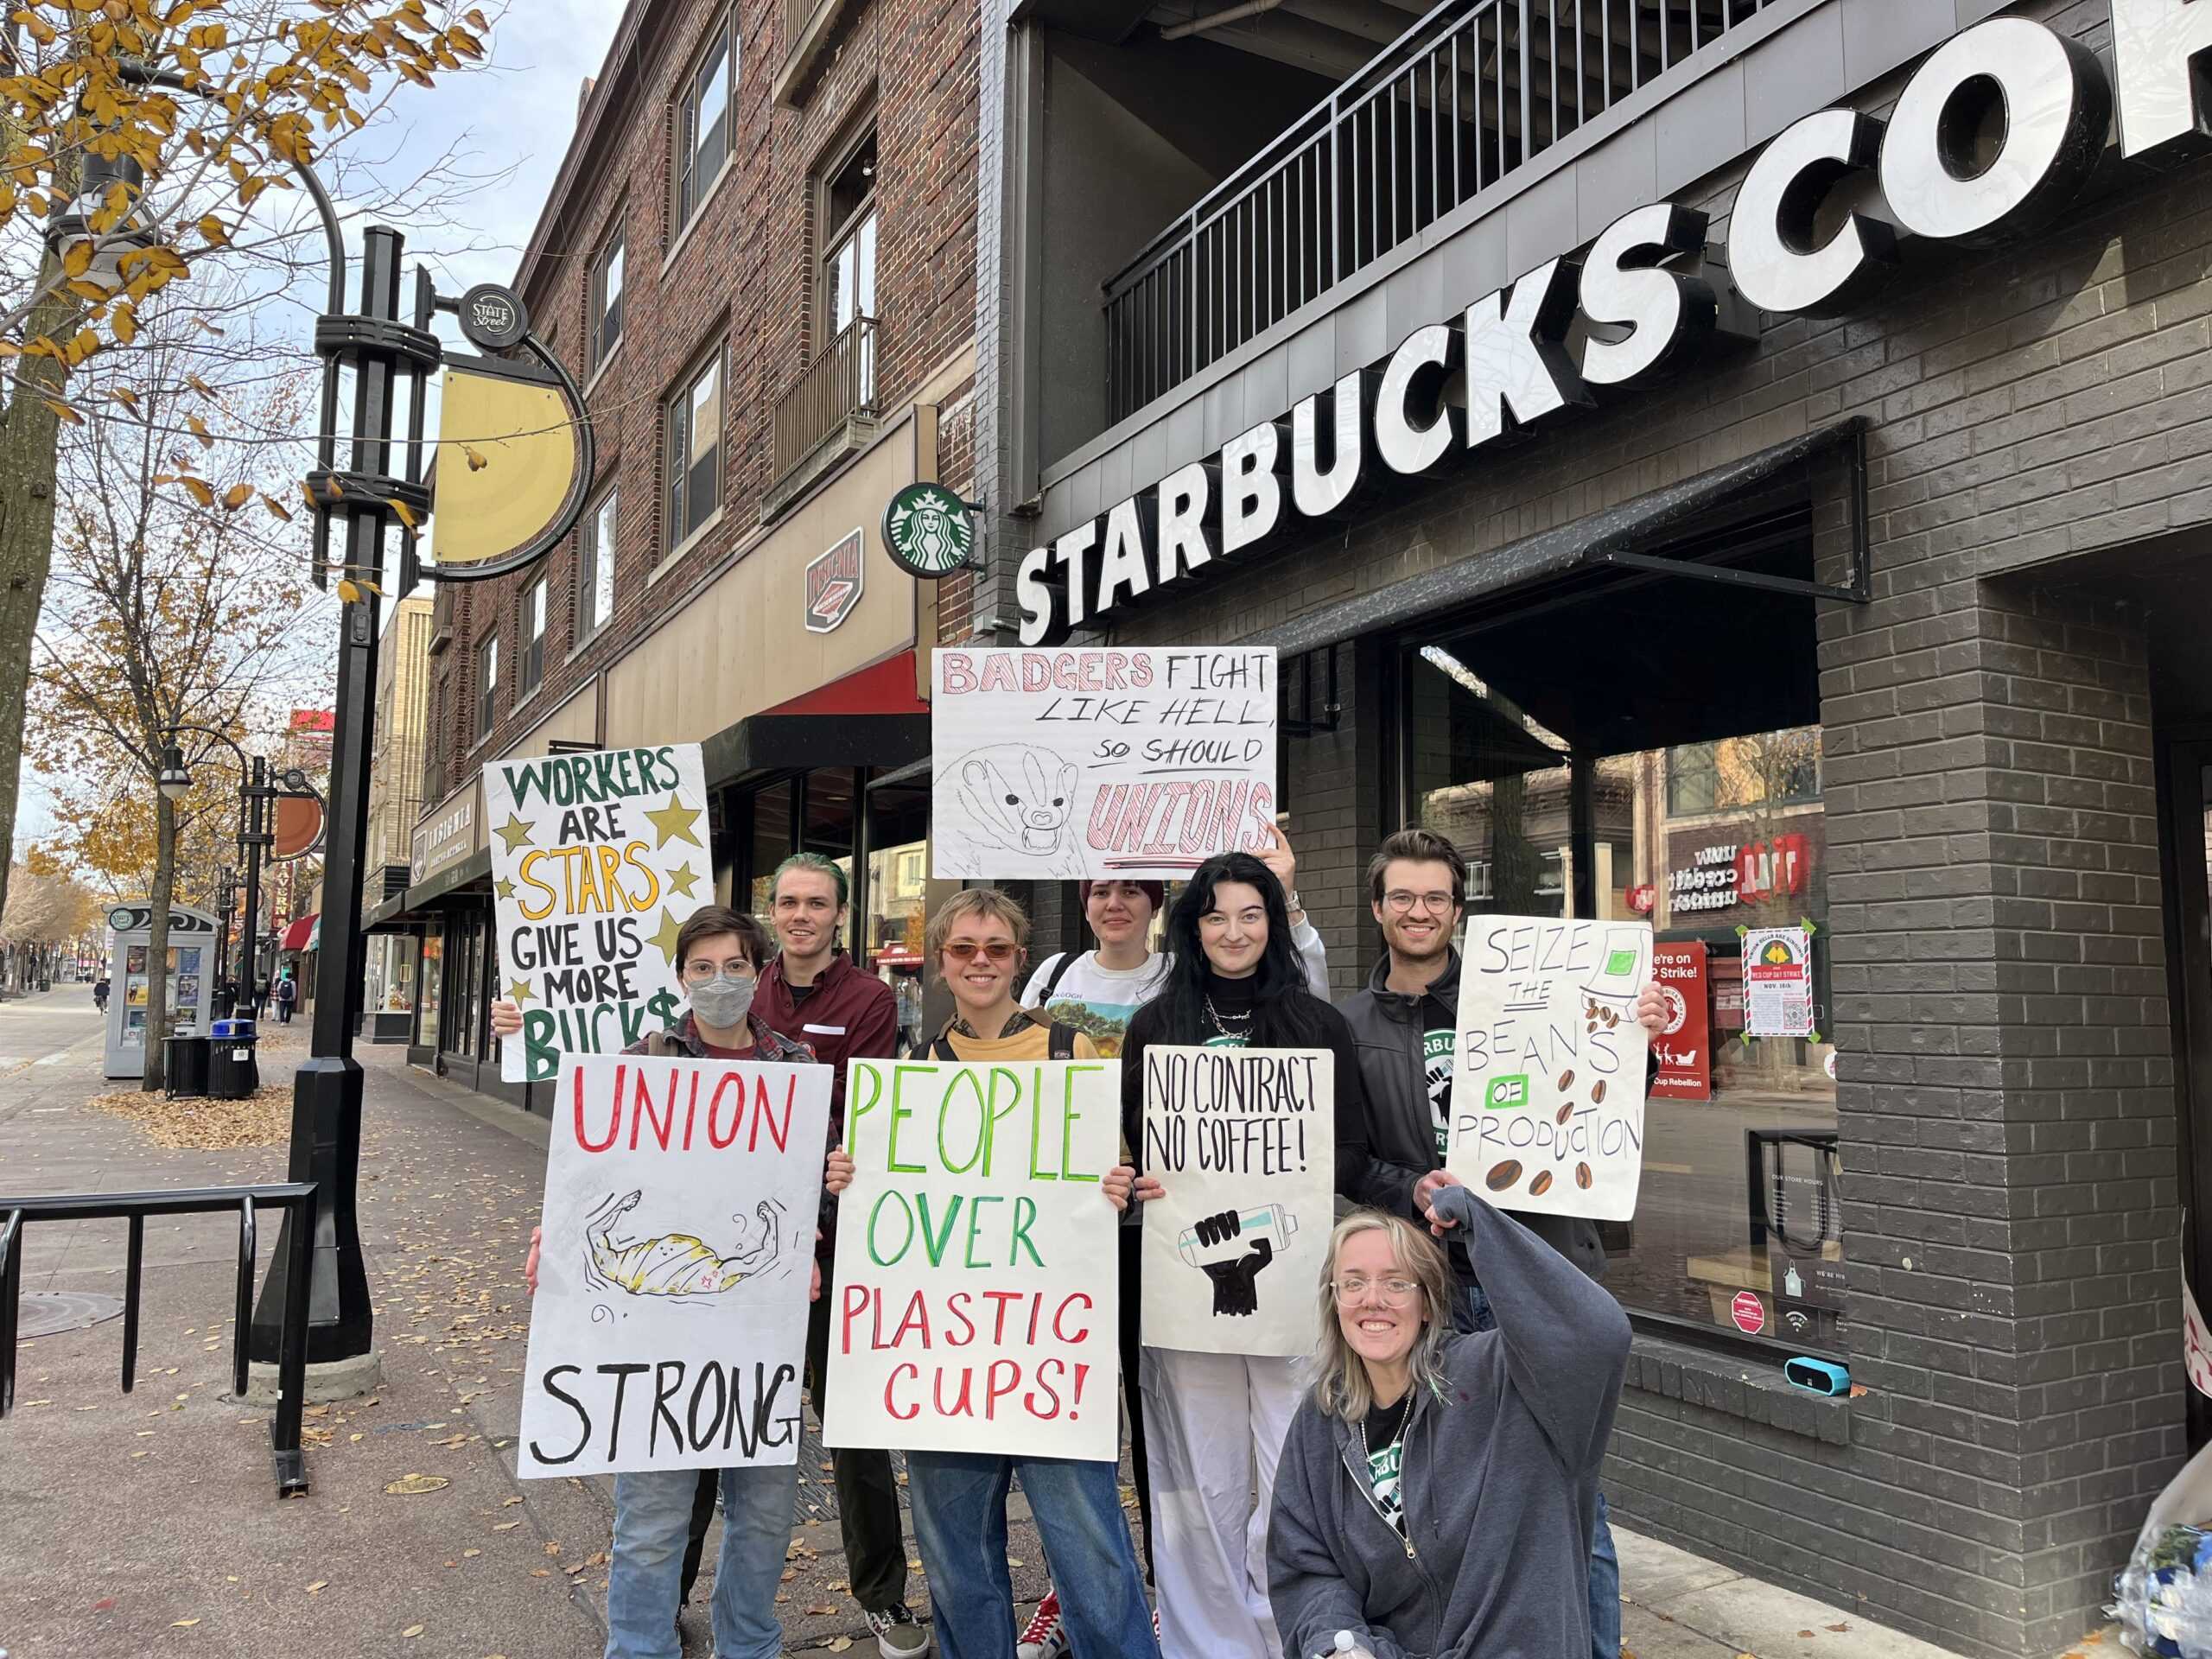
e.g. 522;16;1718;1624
0;0;498;1020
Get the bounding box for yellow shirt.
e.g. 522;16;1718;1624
928;1016;1101;1064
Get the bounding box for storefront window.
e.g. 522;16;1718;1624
417;928;444;1044
866;775;930;1040
747;779;797;922
1402;569;1839;1350
803;769;859;953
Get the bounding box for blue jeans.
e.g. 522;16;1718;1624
606;1462;797;1659
1457;1284;1621;1659
906;1450;1156;1659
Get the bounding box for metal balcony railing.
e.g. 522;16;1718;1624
1103;0;1784;423
773;315;880;481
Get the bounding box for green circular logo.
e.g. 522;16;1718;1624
882;484;974;578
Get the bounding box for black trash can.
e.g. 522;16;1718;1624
165;1035;212;1098
207;1033;260;1101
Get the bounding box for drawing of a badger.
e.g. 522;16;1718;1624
938;744;1087;876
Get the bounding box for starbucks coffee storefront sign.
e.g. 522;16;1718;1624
1018;0;2212;646
882;483;979;578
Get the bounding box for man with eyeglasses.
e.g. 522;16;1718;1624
1336;829;1665;1659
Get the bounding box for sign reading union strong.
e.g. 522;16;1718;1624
881;483;976;578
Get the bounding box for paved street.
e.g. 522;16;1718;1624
0;987;2097;1659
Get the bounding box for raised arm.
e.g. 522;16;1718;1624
1430;1182;1630;1472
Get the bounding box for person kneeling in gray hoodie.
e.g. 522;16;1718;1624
1267;1189;1631;1659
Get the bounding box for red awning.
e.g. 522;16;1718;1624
277;912;319;953
759;649;928;718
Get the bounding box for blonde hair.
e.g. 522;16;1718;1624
924;887;1032;985
1311;1210;1456;1421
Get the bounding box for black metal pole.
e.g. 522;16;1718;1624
248;226;405;1369
239;758;266;1016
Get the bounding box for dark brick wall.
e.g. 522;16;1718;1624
419;0;978;804
1065;2;2203;1649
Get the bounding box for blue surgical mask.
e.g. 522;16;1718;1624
687;971;758;1031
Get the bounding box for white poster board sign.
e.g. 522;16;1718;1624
1140;1046;1332;1357
517;1052;830;1478
1445;916;1652;1222
931;647;1278;879
1743;926;1815;1038
485;744;711;1082
825;1058;1122;1459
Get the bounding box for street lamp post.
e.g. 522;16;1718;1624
160;727;271;1028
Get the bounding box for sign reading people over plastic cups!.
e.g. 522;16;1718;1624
484;744;711;1083
518;1052;831;1478
1446;916;1654;1222
1140;1046;1333;1357
930;647;1278;880
825;1058;1122;1460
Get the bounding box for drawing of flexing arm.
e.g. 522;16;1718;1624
580;1190;787;1299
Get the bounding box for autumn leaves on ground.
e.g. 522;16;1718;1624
0;991;917;1658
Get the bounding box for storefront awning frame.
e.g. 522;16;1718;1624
1253;418;1870;661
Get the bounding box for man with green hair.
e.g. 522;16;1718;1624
734;852;918;1655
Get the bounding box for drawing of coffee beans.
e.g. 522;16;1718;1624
1574;1162;1594;1189
1529;1169;1554;1197
1592;1080;1607;1104
1485;1160;1522;1192
1555;1102;1575;1125
1556;1069;1575;1090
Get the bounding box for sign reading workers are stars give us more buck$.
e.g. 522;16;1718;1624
484;743;713;1084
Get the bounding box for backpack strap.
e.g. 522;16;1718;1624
1048;1022;1077;1061
1037;950;1082;1004
930;1035;960;1063
644;1028;684;1058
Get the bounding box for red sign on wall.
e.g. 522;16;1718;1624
1649;941;1712;1102
1737;833;1809;901
1731;1290;1767;1335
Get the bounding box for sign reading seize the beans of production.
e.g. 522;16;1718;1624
931;647;1278;880
1445;915;1653;1222
824;1058;1122;1460
485;743;710;1082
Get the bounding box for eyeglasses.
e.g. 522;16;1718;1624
1382;891;1458;915
942;941;1017;963
1330;1276;1424;1306
682;960;758;983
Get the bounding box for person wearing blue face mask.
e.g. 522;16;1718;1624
518;905;855;1659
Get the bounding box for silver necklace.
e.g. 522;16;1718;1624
1204;995;1254;1039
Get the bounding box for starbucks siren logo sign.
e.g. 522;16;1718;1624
882;483;975;578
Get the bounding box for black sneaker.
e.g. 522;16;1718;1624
866;1602;932;1658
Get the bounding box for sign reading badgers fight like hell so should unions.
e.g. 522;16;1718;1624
518;1052;831;1478
1446;916;1653;1222
485;743;711;1083
825;1058;1122;1460
931;647;1278;881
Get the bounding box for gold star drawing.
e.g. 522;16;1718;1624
646;906;684;965
665;861;702;900
644;792;703;850
508;978;537;1006
495;876;518;900
494;812;537;854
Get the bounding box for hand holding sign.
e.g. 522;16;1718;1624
1444;918;1654;1222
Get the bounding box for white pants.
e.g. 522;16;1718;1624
1141;1346;1300;1659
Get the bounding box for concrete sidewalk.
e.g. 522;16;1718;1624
0;990;2108;1659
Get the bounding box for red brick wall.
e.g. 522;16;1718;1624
421;0;978;802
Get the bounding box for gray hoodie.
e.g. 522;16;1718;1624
1267;1184;1631;1659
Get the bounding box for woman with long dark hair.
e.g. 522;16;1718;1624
1123;851;1376;1659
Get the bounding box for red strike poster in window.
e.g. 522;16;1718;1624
1649;942;1711;1102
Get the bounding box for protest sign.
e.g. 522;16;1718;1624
931;647;1277;880
1140;1045;1332;1357
485;743;710;1082
826;1058;1122;1459
1445;916;1653;1222
518;1052;830;1478
1743;926;1815;1038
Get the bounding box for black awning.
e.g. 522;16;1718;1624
702;712;931;790
1254;418;1867;660
369;847;493;931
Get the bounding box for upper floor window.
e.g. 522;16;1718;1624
1667;731;1822;819
589;225;625;371
580;487;617;641
666;343;724;553
518;580;546;700
675;13;736;235
821;128;876;397
477;634;499;741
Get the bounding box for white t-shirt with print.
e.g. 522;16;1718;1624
1021;919;1330;1058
